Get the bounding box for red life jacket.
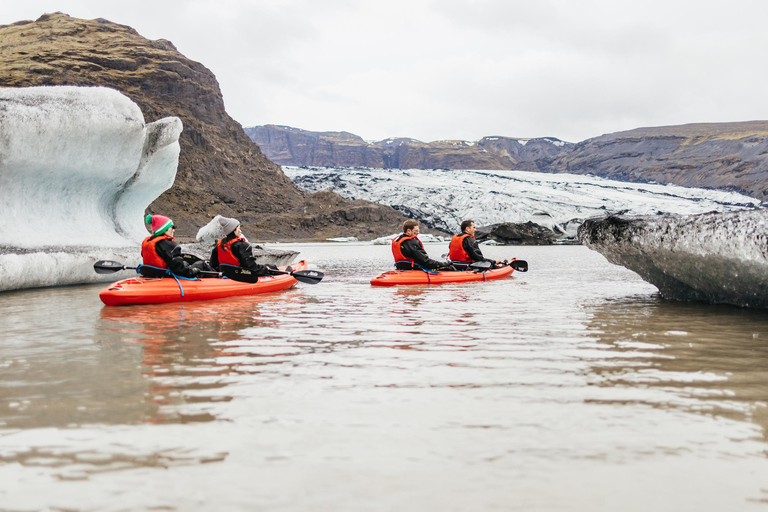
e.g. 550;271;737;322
217;236;246;266
141;235;174;269
448;233;472;263
392;234;424;267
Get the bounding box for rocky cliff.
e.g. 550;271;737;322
245;125;573;171
555;122;768;201
249;123;768;202
0;13;407;240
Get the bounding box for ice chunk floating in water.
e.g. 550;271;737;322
0;86;182;291
578;209;768;308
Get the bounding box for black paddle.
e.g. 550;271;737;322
219;264;324;285
506;259;529;272
94;260;222;279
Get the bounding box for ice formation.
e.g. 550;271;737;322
285;167;761;237
0;86;182;291
578;209;768;307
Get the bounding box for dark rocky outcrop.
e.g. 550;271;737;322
0;13;407;240
246;125;573;171
475;222;561;245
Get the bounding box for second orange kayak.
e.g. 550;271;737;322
370;265;514;286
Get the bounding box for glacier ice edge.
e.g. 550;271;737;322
578;209;768;308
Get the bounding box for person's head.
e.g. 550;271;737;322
145;214;174;237
403;219;420;236
461;220;476;236
218;216;241;237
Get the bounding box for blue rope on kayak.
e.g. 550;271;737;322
136;264;201;297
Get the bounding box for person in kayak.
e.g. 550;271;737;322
392;220;455;271
449;220;501;268
210;216;276;276
142;214;205;278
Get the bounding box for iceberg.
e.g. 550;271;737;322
578;209;768;308
0;86;182;291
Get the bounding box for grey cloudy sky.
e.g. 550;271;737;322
3;0;767;143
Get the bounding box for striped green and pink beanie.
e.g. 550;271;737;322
145;214;174;236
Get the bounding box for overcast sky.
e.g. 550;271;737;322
3;1;768;143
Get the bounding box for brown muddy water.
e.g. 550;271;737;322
1;244;767;511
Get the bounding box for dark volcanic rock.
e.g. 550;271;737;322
475;222;560;245
0;13;406;240
246;125;573;171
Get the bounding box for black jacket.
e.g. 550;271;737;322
210;235;272;276
460;235;495;264
396;236;445;270
153;238;199;278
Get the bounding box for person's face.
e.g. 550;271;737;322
167;225;176;238
234;225;242;237
407;225;420;237
466;222;476;236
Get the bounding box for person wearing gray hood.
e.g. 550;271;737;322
209;216;276;276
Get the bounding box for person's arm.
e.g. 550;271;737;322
156;239;198;277
463;236;495;264
209;246;219;271
232;240;275;276
402;238;445;270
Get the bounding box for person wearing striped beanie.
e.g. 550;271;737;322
141;214;200;277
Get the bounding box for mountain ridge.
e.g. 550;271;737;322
249;122;768;201
246;125;572;172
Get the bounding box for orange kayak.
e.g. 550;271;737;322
100;261;308;306
370;265;514;286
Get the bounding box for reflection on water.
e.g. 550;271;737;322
585;297;768;438
1;245;768;510
104;290;316;425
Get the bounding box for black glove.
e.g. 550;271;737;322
441;264;458;271
189;267;200;277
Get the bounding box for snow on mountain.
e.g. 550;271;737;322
284;167;761;236
579;209;768;308
0;86;182;291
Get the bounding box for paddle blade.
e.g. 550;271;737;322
220;265;260;283
509;260;528;272
290;269;324;285
94;260;128;274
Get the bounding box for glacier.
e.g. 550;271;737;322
0;86;182;292
284;167;761;237
578;209;768;308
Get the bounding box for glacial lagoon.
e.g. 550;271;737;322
1;244;768;511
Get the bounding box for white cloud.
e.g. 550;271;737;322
3;0;768;143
